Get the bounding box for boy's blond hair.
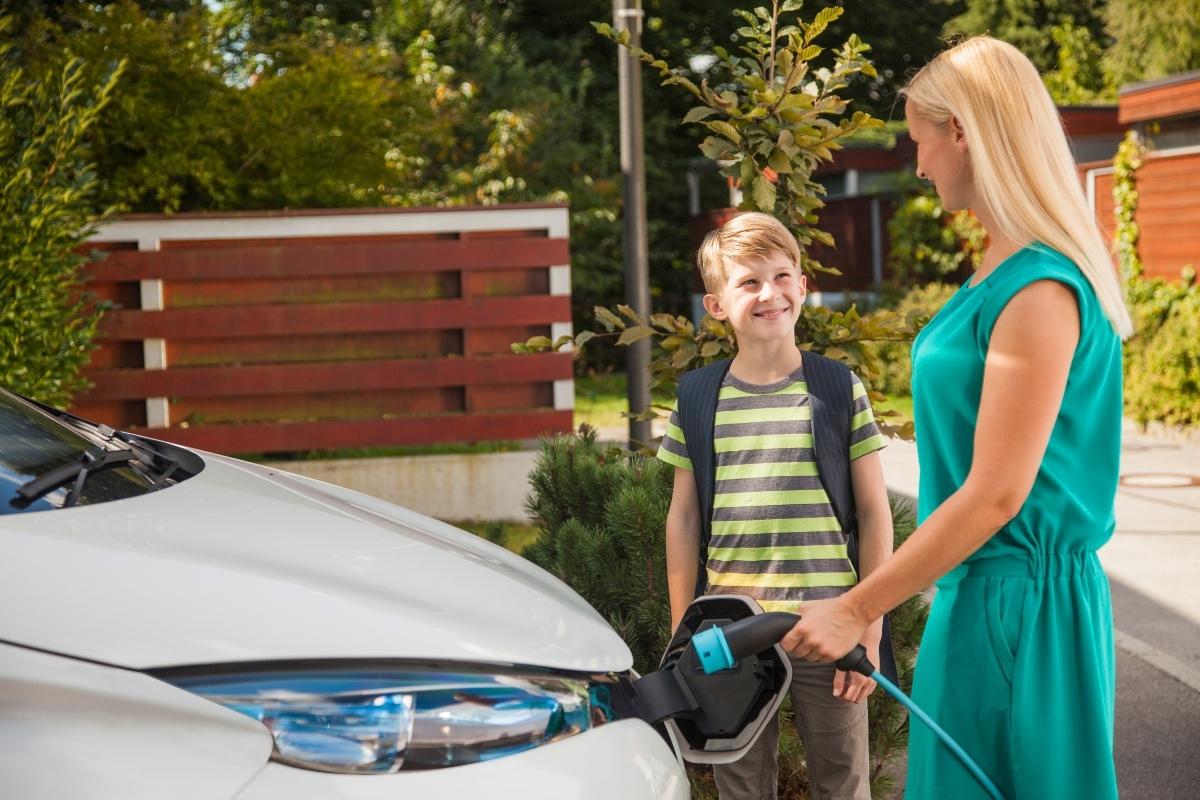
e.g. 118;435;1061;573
696;212;802;295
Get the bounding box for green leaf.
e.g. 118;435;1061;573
705;120;742;144
767;148;792;174
616;304;646;325
617;325;656;346
574;330;597;349
752;174;777;211
699;136;736;160
594;305;626;331
650;312;678;332
525;335;553;350
700;340;723;358
681;106;718;124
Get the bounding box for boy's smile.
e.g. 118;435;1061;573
703;252;807;341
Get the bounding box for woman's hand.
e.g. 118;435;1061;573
781;596;870;663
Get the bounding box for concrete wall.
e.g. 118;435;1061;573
266;450;539;523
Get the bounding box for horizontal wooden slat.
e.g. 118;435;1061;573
129;410;574;454
98;295;571;340
82;352;572;400
172;387;467;424
166;331;465;367
88;237;569;281
164;273;460;307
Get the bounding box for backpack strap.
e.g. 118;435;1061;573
675;358;731;599
802;350;898;683
801;351;857;562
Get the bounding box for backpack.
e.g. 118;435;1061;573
675;351;898;682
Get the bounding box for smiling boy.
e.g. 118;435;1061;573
656;212;892;800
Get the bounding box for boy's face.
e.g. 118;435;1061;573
702;252;806;343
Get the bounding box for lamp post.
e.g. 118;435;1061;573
614;0;652;449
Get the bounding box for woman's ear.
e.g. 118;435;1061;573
702;292;727;320
949;115;968;153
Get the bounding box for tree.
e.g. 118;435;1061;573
1105;0;1200;86
0;19;122;405
946;0;1110;73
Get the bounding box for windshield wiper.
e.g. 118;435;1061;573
14;446;138;509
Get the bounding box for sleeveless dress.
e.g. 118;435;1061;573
906;244;1122;799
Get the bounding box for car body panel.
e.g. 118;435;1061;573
0;642;273;800
0;452;631;672
232;720;688;800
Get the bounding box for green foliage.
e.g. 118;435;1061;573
523;428;930;798
886;180;984;287
597;1;883;274
523;428;674;675
518;3;920;437
867;283;959;398
1113;130;1144;282
0;22;122;406
1104;0;1200;86
946;0;1109;73
1041;21;1117;105
19;1;541;212
1124;271;1200;428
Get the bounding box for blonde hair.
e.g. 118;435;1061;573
697;212;802;294
902;36;1133;338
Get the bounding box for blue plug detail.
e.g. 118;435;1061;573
692;626;735;674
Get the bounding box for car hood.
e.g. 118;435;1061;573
0;454;632;673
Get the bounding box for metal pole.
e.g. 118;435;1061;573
615;0;652;449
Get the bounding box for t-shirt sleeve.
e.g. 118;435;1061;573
848;373;887;461
656;401;693;471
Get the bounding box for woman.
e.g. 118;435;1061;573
781;36;1131;799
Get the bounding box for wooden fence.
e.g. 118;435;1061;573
75;204;575;455
1082;146;1200;282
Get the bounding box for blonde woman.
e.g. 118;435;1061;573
780;36;1129;799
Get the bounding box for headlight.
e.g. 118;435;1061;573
162;666;622;774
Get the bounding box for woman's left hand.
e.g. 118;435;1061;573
780;596;870;663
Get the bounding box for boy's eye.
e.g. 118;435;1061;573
740;279;758;287
776;273;792;281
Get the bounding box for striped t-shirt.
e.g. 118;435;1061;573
657;365;886;613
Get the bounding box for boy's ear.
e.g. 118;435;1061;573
702;292;728;320
797;273;808;296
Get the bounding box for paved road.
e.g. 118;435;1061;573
881;426;1200;798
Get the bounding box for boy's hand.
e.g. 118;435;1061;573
832;640;880;704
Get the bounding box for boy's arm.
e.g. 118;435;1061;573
850;449;892;644
665;466;702;632
833;449;892;703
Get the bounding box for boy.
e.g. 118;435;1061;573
657;212;893;800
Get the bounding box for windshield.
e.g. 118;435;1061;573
0;392;186;514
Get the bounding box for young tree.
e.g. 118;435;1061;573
0;20;122;406
1104;0;1200;86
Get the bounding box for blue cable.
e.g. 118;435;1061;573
870;670;1006;800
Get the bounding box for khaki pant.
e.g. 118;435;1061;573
714;658;870;800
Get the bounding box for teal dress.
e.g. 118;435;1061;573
906;244;1122;799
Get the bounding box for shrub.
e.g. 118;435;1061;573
886;181;984;287
1124;269;1200;428
867;282;958;397
0;24;121;406
523;428;929;799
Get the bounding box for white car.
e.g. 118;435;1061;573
0;390;694;799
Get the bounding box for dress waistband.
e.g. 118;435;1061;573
956;551;1103;579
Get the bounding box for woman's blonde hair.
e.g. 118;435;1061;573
902;36;1133;338
696;212;801;294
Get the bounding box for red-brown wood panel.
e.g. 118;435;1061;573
166;331;464;367
1120;78;1200;124
99;295;570;340
1136;152;1200;280
83;353;571;399
172;387;466;425
164;273;460;308
70;400;147;428
463;269;549;298
466;383;554;412
464;326;552;357
129;410;574;454
88;237;569;282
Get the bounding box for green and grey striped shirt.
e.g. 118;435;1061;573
657;365;886;613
